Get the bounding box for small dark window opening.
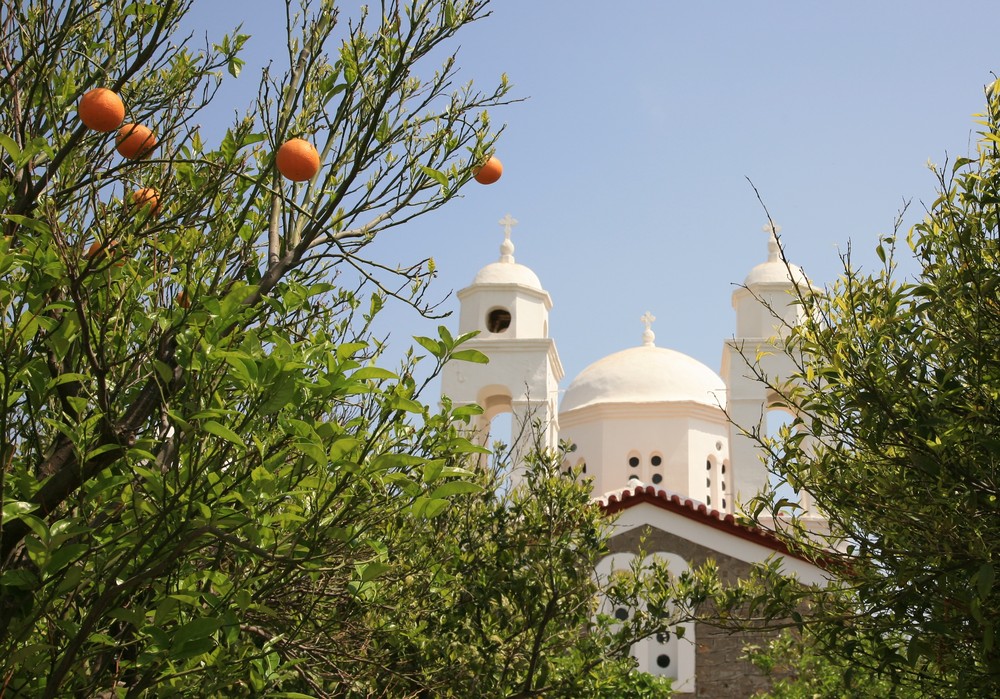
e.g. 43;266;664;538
615;607;629;621
629;474;640;482
657;654;671;668
652;473;663;485
707;495;712;506
721;463;726;474
487;308;511;333
706;460;711;471
706;477;711;488
628;456;640;468
722;498;727;509
656;632;671;643
651;455;662;467
721;481;726;491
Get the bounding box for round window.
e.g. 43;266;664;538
656;654;671;668
628;456;640;468
651;455;662;467
652;473;663;485
486;308;511;333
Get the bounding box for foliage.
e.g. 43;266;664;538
0;0;509;694
723;78;1000;696
746;629;895;698
335;448;680;698
0;0;684;695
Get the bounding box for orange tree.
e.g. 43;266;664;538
718;79;1000;696
0;1;684;696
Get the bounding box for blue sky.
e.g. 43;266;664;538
188;1;999;395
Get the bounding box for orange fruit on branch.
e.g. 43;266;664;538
78;88;125;132
132;187;161;215
473;156;502;185
86;239;123;265
276;138;321;181
116;123;157;160
176;291;191;309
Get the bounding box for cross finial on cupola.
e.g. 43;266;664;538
762;221;782;263
641;311;656;347
498;213;518;263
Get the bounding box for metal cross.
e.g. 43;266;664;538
641;311;656;331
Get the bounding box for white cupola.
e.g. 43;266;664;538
440;215;563;473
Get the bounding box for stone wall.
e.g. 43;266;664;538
609;525;780;699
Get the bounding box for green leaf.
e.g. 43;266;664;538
452;404;484;419
361;561;391;582
352;366;398;381
202;420;246;448
43;543;89;578
413;335;444;358
978;563;995;599
337;342;368;359
0;133;21;163
2;501;38;520
172;617;223;648
371;453;425;471
421;459;444;483
423;498;450;517
429;481;483;499
390;395;424;414
438;324;454;346
450;349;489;364
419;165;449;191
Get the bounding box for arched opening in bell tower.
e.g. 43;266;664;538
479;386;514;471
764;390;803;513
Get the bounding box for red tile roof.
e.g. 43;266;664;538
597;484;807;561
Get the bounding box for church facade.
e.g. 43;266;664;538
440;217;828;697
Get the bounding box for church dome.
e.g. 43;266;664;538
468;215;543;290
743;258;809;287
561;343;726;413
744;223;810;288
472;260;542;289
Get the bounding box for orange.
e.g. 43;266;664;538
116;123;157;160
86;239;123;265
78;88;125;132
473;156;502;185
275;138;321;181
132;187;160;215
176;291;191;309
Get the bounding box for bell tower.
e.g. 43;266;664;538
722;223;818;506
440;215;564;471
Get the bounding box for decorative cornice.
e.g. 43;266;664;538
559;399;728;427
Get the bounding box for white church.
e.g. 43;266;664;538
440;216;829;698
